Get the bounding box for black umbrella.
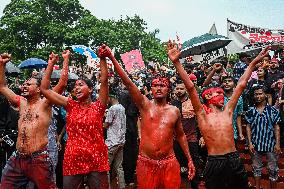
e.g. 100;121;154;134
5;62;21;77
39;70;79;80
181;33;232;58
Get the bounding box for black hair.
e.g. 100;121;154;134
175;78;185;85
78;76;93;89
239;52;249;59
29;77;42;87
251;84;265;95
263;54;271;60
220;75;237;85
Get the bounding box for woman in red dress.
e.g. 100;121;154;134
40;45;112;189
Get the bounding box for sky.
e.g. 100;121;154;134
0;0;284;42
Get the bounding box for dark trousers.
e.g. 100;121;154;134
56;142;66;188
122;131;138;184
174;141;203;189
0;150;56;189
63;171;109;189
204;151;249;189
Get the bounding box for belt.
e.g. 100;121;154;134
15;148;48;158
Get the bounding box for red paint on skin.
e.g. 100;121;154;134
207;95;224;106
151;78;170;88
202;87;224;113
201;87;224;99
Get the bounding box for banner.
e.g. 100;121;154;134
120;50;145;73
227;19;284;54
184;47;226;64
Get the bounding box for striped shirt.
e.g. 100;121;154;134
245;105;281;152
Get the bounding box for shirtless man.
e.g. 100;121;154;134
0;51;70;189
167;41;270;189
109;48;195;189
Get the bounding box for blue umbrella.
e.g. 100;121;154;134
72;45;97;59
18;58;48;69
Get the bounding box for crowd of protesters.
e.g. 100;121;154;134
0;44;284;189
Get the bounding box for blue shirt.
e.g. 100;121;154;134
245;105;281;152
233;61;247;81
224;95;243;139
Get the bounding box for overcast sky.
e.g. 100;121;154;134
1;0;284;42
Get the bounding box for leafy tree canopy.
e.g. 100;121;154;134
0;0;167;65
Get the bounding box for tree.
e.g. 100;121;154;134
0;0;166;65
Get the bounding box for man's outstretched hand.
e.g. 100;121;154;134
48;52;59;65
253;46;271;63
62;50;71;60
97;44;112;59
187;160;196;181
0;53;11;65
167;40;181;64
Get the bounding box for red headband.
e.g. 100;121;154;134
201;87;224;99
151;77;170;88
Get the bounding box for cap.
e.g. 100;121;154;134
271;58;279;63
188;73;197;81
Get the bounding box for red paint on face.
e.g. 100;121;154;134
151;78;169;99
74;80;91;100
202;87;224;108
151;78;170;88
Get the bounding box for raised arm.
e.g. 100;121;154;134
0;53;18;106
53;50;70;94
167;41;203;113
107;48;146;109
202;63;223;87
40;52;68;107
226;46;270;111
97;45;109;106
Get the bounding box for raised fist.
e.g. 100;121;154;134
0;53;11;65
97;44;112;58
62;50;71;59
48;52;59;64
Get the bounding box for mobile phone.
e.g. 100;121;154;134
2;135;14;146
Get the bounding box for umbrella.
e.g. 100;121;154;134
18;58;48;69
39;70;79;80
180;33;232;58
5;62;21;76
72;45;97;59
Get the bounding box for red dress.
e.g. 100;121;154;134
63;98;109;176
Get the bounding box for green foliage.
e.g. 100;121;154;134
0;0;166;65
227;53;239;63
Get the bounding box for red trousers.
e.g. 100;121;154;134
136;154;181;189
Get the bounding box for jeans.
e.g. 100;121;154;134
0;149;56;189
251;151;279;181
63;171;109;189
108;144;125;189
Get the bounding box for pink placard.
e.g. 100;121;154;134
120;50;145;73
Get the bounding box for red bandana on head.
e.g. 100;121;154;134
151;77;170;88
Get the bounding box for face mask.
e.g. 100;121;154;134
207;95;224;106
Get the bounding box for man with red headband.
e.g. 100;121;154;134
167;40;270;189
109;47;195;188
